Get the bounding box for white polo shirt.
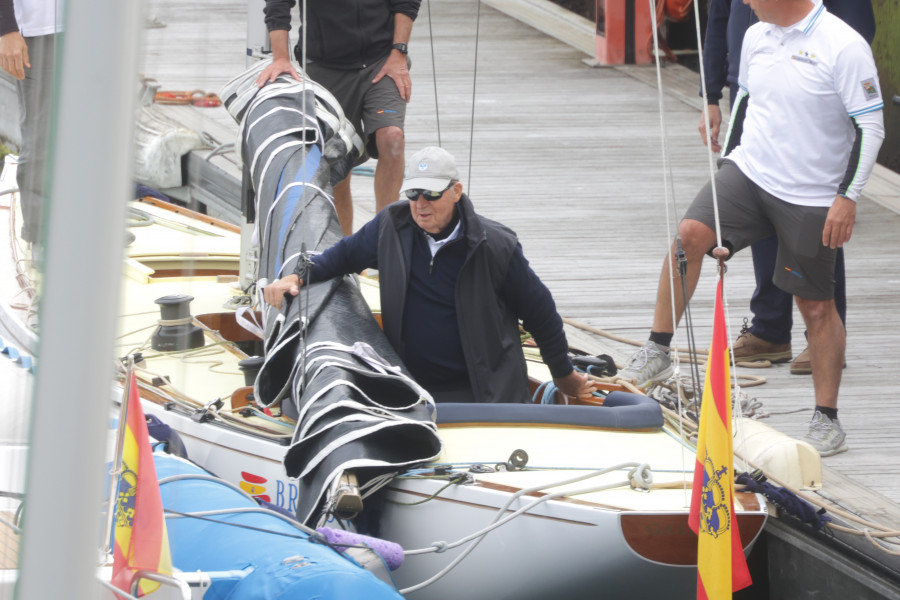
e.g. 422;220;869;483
727;1;883;207
12;0;64;36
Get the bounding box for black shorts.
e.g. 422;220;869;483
305;55;407;160
683;160;837;300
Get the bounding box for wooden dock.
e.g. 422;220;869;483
139;0;900;533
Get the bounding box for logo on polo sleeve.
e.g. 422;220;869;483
861;78;879;101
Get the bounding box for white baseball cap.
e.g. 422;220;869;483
399;146;459;193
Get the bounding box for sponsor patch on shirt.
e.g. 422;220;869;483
861;78;879;101
790;50;817;66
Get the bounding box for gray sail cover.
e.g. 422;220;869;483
220;61;442;525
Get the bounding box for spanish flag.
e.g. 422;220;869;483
689;279;751;598
111;371;173;596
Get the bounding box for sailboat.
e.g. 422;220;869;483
5;0;860;598
0;45;777;600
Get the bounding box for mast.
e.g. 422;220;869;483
16;0;144;597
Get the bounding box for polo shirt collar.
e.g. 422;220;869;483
422;220;462;257
774;0;824;37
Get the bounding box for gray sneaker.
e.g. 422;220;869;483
802;410;848;457
619;341;673;388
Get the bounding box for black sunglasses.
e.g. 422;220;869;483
404;181;454;201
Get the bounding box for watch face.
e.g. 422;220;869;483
393;43;408;54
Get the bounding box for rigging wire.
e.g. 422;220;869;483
426;0;442;146
649;0;746;434
645;0;692;504
688;0;748;443
466;0;483;190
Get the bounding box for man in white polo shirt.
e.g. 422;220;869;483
0;0;63;257
619;0;884;456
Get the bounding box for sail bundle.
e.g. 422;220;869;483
220;61;442;525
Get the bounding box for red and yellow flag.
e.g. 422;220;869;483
689;279;752;599
111;371;173;596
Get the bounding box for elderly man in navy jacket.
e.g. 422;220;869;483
264;146;596;404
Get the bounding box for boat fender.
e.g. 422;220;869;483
316;527;405;571
146;414;189;458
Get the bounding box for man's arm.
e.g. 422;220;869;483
823;31;885;248
823;109;884;248
261;213;382;308
0;0;17;36
0;30;27;80
697;0;730;152
500;246;596;400
256;29;301;86
256;0;301;87
372;13;415;101
721;87;748;157
0;0;27;81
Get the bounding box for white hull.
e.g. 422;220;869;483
138;380;768;600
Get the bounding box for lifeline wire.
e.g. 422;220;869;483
645;0;690;505
399;462;652;594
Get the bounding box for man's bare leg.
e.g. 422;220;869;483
796;296;848;455
333;175;353;237
651;219;718;335
795;297;844;409
373;126;405;212
618;219;717;387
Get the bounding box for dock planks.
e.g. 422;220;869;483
138;0;900;532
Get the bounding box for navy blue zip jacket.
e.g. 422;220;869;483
302;195;573;402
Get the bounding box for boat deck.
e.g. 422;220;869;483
11;0;900;542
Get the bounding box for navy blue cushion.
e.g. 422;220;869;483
434;391;663;430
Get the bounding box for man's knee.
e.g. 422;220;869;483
677;219;716;257
795;297;836;324
375;126;404;158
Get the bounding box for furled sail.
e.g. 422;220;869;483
220;61;442;525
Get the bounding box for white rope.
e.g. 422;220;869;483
399;462;653;594
646;0;691;505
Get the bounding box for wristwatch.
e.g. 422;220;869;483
392;43;408;55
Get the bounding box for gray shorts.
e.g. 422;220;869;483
683;160;836;300
305;55;407;160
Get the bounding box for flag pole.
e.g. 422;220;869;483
102;356;134;556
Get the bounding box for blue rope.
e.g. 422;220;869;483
736;471;831;531
531;380;558;405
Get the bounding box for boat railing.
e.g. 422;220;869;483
129;569;193;600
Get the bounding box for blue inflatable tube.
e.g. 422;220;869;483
154;452;402;599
